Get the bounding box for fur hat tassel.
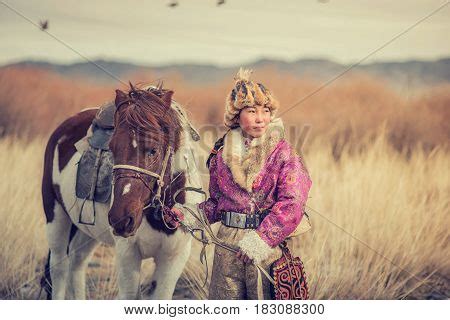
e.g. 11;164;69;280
224;68;279;128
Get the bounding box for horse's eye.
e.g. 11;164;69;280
146;148;157;157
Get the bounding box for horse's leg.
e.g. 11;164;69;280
149;239;191;299
40;251;53;299
67;231;99;299
115;240;142;299
46;202;72;300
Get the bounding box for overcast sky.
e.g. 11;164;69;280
1;0;449;67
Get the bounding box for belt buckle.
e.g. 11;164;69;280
229;212;246;229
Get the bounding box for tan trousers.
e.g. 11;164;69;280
208;224;281;300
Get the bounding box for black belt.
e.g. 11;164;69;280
220;210;269;229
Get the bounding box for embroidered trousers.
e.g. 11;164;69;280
208;224;281;300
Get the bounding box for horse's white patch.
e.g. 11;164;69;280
132;139;137;149
122;183;131;195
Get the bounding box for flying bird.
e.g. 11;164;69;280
39;20;48;31
217;0;226;6
168;1;178;7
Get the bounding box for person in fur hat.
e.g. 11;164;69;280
171;68;312;299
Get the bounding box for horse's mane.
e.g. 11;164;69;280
115;83;182;151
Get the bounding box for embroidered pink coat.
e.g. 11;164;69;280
198;119;312;248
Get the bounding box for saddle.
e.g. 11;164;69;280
75;93;200;225
75;101;115;224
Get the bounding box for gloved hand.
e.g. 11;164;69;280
237;231;279;265
171;207;184;221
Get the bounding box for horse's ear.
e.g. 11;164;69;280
115;89;128;108
161;90;174;107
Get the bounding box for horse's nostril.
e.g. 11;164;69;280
125;216;134;230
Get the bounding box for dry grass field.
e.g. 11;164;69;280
0;67;448;299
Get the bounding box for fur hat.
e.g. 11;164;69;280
224;68;280;128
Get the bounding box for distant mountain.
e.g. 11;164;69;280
2;57;449;87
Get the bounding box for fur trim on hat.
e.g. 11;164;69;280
238;230;279;265
224;68;280;128
221;117;285;193
235;67;252;82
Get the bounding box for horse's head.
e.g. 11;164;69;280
108;84;182;237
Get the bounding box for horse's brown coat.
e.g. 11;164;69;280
42;109;96;223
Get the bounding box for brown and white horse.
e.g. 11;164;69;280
41;86;204;299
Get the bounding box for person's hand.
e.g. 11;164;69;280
171;207;184;221
236;249;253;264
163;207;184;228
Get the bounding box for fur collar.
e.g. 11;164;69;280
221;118;285;192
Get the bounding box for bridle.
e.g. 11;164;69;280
112;145;172;213
112;96;173;214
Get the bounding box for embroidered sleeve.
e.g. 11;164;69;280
256;149;312;247
198;155;221;223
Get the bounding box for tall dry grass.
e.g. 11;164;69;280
299;129;449;299
0;127;448;299
0;136;47;298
